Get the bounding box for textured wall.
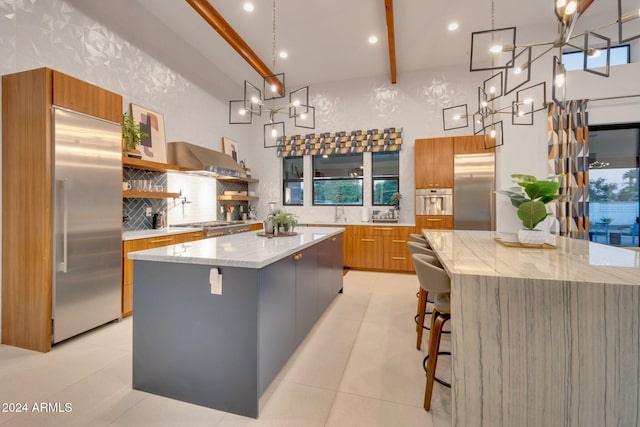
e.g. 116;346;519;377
243;67;493;224
0;0;252;337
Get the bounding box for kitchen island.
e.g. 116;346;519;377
423;230;640;427
128;226;344;418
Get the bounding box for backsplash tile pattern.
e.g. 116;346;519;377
123;168;167;231
216;180;251;221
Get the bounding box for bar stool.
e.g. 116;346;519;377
409;233;430;248
407;242;438;342
413;253;451;411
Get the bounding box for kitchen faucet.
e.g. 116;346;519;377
334;204;345;222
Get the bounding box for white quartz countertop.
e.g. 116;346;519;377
123;227;199;241
122;221;262;241
300;221;416;227
128;226;345;268
423;230;640;285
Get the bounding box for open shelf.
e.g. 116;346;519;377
123;157;185;172
216;176;259;183
217;195;259;201
123;190;181;199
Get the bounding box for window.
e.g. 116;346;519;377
562;45;630;71
283;157;304;205
372;152;399;205
312;153;363;205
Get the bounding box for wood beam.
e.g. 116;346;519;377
384;0;397;84
185;0;283;95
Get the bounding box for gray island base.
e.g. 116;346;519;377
129;227;344;418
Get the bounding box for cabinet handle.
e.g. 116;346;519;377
331;237;337;241
360;238;375;242
373;227;392;231
392;256;406;260
150;238;172;243
293;253;302;261
426;218;442;222
392;239;406;243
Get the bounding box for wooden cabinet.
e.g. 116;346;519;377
414;137;454;188
453;135;494;154
249;223;263;231
348;226;414;272
2;68;122;352
351;234;385;269
122;231;204;317
416;215;454;230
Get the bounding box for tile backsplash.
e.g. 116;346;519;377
123;168;167;231
166;172;218;225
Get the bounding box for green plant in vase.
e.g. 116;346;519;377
272;211;298;234
499;174;566;245
122;113;148;159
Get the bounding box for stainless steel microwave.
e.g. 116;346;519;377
415;188;453;216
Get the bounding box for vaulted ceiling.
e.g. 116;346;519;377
68;0;621;97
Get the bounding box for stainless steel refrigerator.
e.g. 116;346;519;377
52;107;122;343
454;152;496;230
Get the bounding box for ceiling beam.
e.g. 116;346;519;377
384;0;397;84
185;0;283;95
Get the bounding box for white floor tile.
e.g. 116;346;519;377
326;392;434;427
0;270;449;426
109;393;226;426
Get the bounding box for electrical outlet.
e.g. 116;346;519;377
145;207;152;217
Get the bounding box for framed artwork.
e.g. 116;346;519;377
130;103;167;163
222;137;239;162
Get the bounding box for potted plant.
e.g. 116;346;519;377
390;192;402;219
390;192;402;209
499;174;565;245
272;211;298;234
122;113;148;159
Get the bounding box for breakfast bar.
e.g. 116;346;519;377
423;230;640;427
128;227;344;418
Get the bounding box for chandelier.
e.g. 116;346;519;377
442;0;640;148
228;0;315;148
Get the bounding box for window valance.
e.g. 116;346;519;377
276;127;403;158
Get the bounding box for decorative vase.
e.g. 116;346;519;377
517;229;548;246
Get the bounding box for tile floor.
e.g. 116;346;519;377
0;270;452;426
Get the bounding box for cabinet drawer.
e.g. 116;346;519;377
383;253;414;272
175;231;205;243
416;216;453;229
384;236;410;254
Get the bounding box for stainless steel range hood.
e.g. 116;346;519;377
167;141;246;178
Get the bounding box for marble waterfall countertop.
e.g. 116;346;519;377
127;226;344;268
422;229;640;427
423;229;640;285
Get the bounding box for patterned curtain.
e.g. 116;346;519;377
547;100;589;239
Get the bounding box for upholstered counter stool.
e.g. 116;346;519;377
407;241;437;343
409;233;430;248
413;253;451;411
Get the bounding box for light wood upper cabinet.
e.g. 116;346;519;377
414;137;454;188
52;70;122;124
453;135;494;154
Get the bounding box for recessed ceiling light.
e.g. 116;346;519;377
243;2;254;12
368;35;378;45
279;50;288;59
448;22;459;31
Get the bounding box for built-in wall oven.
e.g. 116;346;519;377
415;188;453;216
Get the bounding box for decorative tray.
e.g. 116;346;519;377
494;237;557;249
257;232;298;238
